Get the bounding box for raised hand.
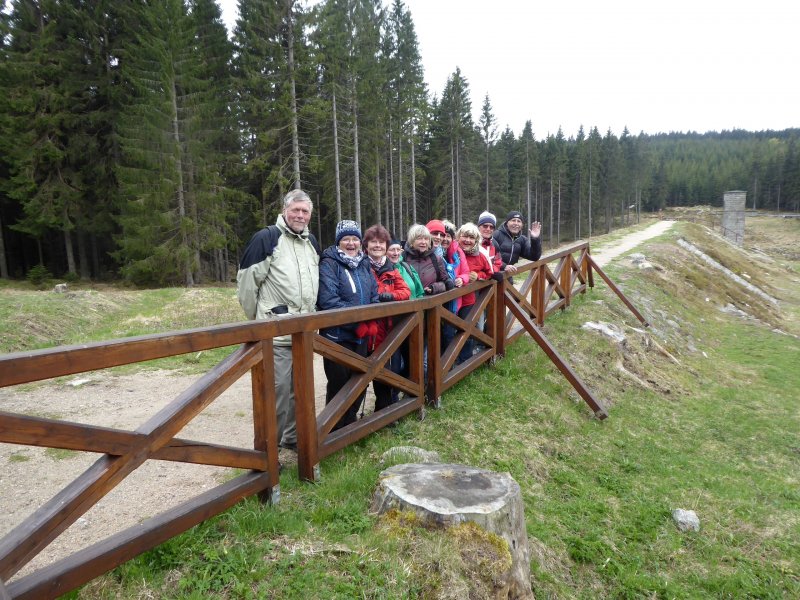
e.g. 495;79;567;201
530;221;542;238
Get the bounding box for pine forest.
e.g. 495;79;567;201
1;0;799;285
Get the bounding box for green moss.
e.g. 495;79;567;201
44;448;79;461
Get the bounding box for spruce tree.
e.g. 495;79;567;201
115;0;211;285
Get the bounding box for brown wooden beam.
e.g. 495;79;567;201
5;472;271;600
0;343;260;580
586;255;649;326
0;412;268;470
505;290;608;419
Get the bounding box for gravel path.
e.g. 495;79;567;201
590;220;675;267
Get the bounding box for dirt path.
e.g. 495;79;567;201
589;220;675;267
0;360;339;579
1;220;675;580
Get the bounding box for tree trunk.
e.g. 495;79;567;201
548;173;554;246
525;140;531;227
450;138;456;221
389;124;395;234
332;89;342;222
410;128;417;225
485;144;490;210
78;232;90;280
169;75;192;286
372;463;533;599
577;166;583;239
375;147;382;227
456;139;462;225
62;206;76;275
91;234;100;279
352;80;361;225
398;133;403;239
752;175;758;210
0;211;9;279
384;148;390;227
286;0;301;189
557;171;561;245
588;155;593;238
63;227;76;276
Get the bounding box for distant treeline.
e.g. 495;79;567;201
1;1;799;284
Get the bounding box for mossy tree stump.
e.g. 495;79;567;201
371;463;533;599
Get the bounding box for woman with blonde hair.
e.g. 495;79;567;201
403;224;453;296
456;222;493;363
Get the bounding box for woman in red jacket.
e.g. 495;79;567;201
456;222;493;363
363;225;411;412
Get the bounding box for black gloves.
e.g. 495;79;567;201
378;292;394;302
491;272;505;282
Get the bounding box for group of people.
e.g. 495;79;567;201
236;189;542;459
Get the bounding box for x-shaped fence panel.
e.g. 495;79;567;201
0;342;279;599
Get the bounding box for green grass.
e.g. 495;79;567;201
6;217;798;598
44;448;79;461
0;284;244;373
9;452;30;463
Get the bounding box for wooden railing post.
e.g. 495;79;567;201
410;308;425;417
251;340;280;503
491;277;506;358
292;331;319;482
534;264;546;326
561;255;572;309
426;305;442;408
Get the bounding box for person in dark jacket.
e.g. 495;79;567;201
493;210;542;275
318;220;379;430
403;223;454;380
403;224;454;296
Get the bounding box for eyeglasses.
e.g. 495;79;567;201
479;224;495;230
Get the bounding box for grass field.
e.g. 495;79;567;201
2;214;799;598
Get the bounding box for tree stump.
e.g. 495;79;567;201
371;463;533;599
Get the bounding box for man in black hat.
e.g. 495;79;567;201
493;211;542;275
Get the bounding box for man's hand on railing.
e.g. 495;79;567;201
378;292;394;302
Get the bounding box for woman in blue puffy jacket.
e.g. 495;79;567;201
317;220;379;430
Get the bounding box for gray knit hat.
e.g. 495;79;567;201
478;211;496;227
335;219;362;244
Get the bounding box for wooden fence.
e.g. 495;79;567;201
0;241;646;599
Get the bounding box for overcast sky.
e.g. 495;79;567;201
218;0;800;139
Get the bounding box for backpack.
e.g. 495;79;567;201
239;225;321;270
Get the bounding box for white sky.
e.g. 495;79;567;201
219;0;800;139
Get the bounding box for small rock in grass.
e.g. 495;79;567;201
672;508;700;532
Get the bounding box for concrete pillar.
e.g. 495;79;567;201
722;191;746;245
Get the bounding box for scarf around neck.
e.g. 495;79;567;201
337;248;364;270
369;255;387;270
